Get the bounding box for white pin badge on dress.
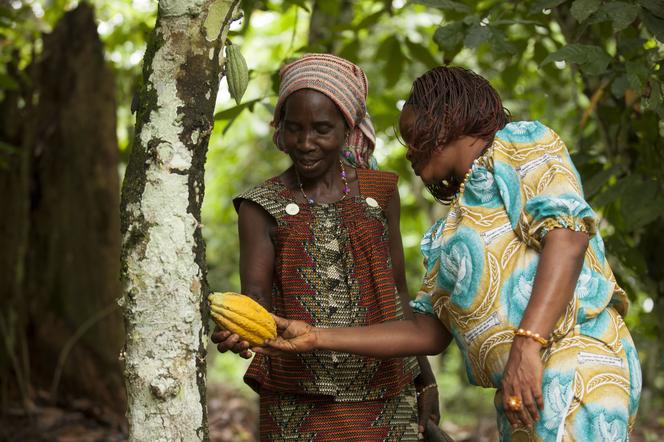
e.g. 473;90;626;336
285;203;300;215
365;197;379;208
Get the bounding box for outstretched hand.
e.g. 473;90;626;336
254;315;318;356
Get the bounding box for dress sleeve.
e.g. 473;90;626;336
512;123;597;250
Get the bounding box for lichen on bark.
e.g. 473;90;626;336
120;1;240;441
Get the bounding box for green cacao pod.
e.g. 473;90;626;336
225;44;248;105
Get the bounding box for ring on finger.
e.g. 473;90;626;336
507;395;522;411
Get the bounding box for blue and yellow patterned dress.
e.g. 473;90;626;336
411;121;641;441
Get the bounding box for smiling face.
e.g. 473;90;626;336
279;89;347;180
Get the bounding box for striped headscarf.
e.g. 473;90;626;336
272;54;377;169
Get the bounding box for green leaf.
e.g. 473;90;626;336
408;0;472;13
316;0;339;15
641;10;664;41
283;0;310;12
404;39;441;68
620;176;661;228
625;61;649;91
377;36;406;88
603;2;639;31
610;74;629;99
533;41;550;63
464;24;490;48
583;165;620;197
489;28;517;55
542;44;612;75
433;22;464;51
213;98;262;121
639;0;664;18
355;10;384;30
571;0;601;22
529;0;568;15
643;80;664;117
339;39;360;63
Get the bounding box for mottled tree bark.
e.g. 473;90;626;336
119;1;240;440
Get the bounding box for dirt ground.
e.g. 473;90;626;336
1;385;662;441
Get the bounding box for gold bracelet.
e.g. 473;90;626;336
417;383;437;396
513;328;549;346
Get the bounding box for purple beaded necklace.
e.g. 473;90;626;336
297;158;350;205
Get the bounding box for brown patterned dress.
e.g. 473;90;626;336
234;168;420;441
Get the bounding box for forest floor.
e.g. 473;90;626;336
1;384;662;441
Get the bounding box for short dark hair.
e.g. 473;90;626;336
403;66;510;202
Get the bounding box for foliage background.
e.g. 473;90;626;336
3;0;663;439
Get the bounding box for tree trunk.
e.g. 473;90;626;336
1;3;125;412
119;1;240;440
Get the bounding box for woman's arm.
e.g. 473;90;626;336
211;200;276;358
519;228;588;338
266;313;451;358
501;228;588;427
237;200;276;309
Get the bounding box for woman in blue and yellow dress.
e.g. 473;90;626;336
261;66;642;441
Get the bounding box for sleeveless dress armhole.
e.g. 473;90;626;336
233;178;291;226
356;168;398;211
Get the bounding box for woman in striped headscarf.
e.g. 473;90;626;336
211;54;442;441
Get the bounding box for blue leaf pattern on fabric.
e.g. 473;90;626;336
495;120;549;143
500;259;538;327
493;160;522;229
420;218;445;273
573;404;628;442
438;227;485;310
574;266;611;322
535;369;574;440
590;233;606;263
462;166;502;208
579;308;611;338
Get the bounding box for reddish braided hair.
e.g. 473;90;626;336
403;66;510;203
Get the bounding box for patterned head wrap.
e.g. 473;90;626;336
272;53;377;169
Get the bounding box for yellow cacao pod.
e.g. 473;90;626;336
208;292;276;346
225;44;248;105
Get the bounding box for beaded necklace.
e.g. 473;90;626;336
297;158;350;205
451;146;493;205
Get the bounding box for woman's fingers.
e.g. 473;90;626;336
271;314;290;332
533;378;544;410
239;349;253;359
252;345;286;357
503;391;520;428
214;332;252;355
210;328;230;343
520;389;538;426
503;389;531;429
